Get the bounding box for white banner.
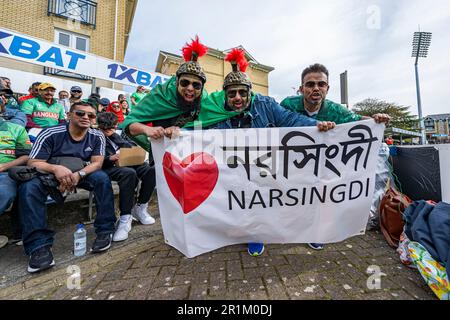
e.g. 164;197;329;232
0;27;170;89
151;120;385;258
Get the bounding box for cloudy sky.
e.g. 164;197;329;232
125;0;450;116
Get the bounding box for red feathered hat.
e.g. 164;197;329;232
223;48;252;89
176;36;208;83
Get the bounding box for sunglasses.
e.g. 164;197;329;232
227;89;249;99
74;110;96;119
71;90;82;94
112;104;120;108
303;81;328;89
179;79;202;90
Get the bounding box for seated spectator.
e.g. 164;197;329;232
18;101;116;273
19;82;41;105
0;84;26;127
0;77;19;109
120;100;130;116
21;83;66;130
0;95;31;248
69;86;83;106
130;86;146;107
98;98;110;113
97;112;155;242
57;90;71;115
106;101;125;123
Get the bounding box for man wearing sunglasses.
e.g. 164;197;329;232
18;101;116;273
21;82;66;130
69;86;83;106
281;63;390;127
281;63;390;251
122;36;210;148
208;50;335;257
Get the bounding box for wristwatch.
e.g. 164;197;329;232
78;170;87;179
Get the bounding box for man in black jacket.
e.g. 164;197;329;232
97;112;156;242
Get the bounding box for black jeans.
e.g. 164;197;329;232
104;163;155;216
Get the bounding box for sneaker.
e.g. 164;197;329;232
308;243;325;250
132;203;155;225
248;243;265;256
91;233;112;253
0;235;8;249
113;215;132;242
28;246;55;273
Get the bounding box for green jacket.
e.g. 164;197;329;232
280;95;362;124
0;119;31;164
20;96;65;128
120;76;240;150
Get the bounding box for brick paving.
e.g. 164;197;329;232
0;200;437;300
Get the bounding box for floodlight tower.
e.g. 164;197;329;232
412;31;432;144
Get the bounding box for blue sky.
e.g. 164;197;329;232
125;0;450;116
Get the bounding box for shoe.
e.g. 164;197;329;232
308;243;325;250
113;215;132;242
0;235;8;249
28;246;55;273
132;203;155;225
248;243;264;256
91;233;112;253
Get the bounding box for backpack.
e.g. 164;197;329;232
379;185;413;248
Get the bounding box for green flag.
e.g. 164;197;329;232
119;76;240;150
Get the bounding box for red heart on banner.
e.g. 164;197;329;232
163;152;219;214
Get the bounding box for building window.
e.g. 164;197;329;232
44;29;92;80
55;29;90;52
48;0;97;27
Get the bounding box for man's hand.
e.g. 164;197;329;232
145;126;165;139
164;126;180;139
0;95;7;106
0;164;7;172
53;165;76;189
372;113;391;124
109;154;120;162
317;121;336;132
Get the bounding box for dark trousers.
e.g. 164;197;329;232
19;170;116;255
104;163;155;216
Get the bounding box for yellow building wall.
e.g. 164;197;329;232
0;0;131;91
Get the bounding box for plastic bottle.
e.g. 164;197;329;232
74;223;87;257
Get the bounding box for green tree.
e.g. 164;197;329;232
352;98;419;131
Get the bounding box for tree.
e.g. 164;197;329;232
352;98;419;131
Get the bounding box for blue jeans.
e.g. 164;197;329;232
0;173;17;214
19;170;116;255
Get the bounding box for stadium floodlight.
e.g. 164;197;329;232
411;31;432;144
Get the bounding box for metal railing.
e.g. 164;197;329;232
48;0;97;27
44;66;93;81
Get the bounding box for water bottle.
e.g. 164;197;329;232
74;223;87;257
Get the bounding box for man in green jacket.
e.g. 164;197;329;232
121;36;239;151
21;82;66;130
281;63;390;250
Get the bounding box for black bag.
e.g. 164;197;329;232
48;157;87;173
8;166;38;182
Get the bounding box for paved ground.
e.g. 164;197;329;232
0;198;437;300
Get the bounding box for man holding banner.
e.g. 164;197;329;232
205;49;336;256
121;36;244;152
281;63;390;251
